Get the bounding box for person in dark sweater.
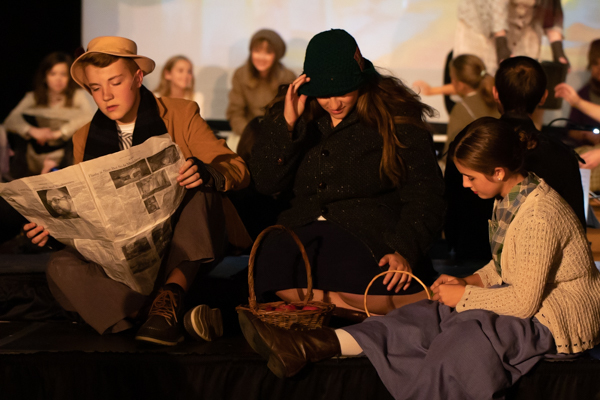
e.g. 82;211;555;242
445;56;585;263
250;29;445;316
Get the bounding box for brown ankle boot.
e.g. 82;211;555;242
238;310;341;378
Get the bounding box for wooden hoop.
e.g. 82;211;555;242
363;270;432;317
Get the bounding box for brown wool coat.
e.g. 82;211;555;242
72;95;252;248
226;63;296;136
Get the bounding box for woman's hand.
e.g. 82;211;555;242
28;127;54;145
24;222;50;247
177;159;202;189
379;252;412;292
284;74;310;131
555;83;581;107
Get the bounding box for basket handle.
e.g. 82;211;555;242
363;271;432;317
247;225;313;311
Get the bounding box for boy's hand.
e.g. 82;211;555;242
24;222;50;247
177;159;202;188
177;158;212;189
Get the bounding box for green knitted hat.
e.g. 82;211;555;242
298;29;377;97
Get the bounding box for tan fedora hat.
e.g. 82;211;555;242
71;36;155;89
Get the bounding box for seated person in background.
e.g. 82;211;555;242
226;29;296;151
442;54;500;166
250;29;445;318
153;55;204;110
566;39;600;131
238;117;600;400
445;56;585;263
25;36;250;345
4;52;94;175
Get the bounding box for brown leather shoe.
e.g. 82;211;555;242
238;310;341;378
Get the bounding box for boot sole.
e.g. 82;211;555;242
238;311;288;379
184;305;223;341
135;334;184;346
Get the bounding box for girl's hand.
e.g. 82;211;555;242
412;80;432;96
430;274;466;290
555;83;581;107
177;159;202;189
28;127;53;145
431;282;466;308
284;74;310;131
24;222;50;247
379;252;412;292
580;149;600;170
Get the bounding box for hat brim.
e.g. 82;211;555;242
71;52;155;89
298;58;377;97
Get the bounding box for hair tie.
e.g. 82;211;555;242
480;69;487;77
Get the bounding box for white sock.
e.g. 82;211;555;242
335;329;363;356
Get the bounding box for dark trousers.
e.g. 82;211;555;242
46;189;227;334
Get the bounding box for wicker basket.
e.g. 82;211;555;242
363;270;432;317
236;225;336;330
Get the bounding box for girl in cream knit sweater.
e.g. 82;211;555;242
238;116;600;400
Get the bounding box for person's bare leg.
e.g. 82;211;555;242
165;267;190;291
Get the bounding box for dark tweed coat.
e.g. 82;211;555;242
250;104;445;280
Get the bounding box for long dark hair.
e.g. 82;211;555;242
33;52;78;107
449;117;536;176
265;73;435;187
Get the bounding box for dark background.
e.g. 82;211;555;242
0;1;82;121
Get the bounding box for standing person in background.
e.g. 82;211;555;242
442;54;500;167
226;29;296;152
154;55;204;111
4;52;95;175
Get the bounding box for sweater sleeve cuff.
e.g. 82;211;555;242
473;260;503;287
455;285;481;313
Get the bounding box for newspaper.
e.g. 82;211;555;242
0;134;186;295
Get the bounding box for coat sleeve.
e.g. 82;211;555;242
383;125;446;267
456;216;559;318
180;101;250;191
249;102;314;195
226;69;250;136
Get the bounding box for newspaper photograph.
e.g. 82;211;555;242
0;134;186;295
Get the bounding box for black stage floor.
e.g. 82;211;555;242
2;248;600;399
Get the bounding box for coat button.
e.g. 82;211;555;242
318;182;327;189
321;149;329;157
276;157;284;166
321;206;328;215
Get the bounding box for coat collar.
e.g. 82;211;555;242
83;85;168;161
316;107;360;136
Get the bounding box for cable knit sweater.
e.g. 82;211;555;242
456;180;600;354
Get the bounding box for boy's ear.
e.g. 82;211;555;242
538;89;549;107
131;69;144;89
492;86;504;114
